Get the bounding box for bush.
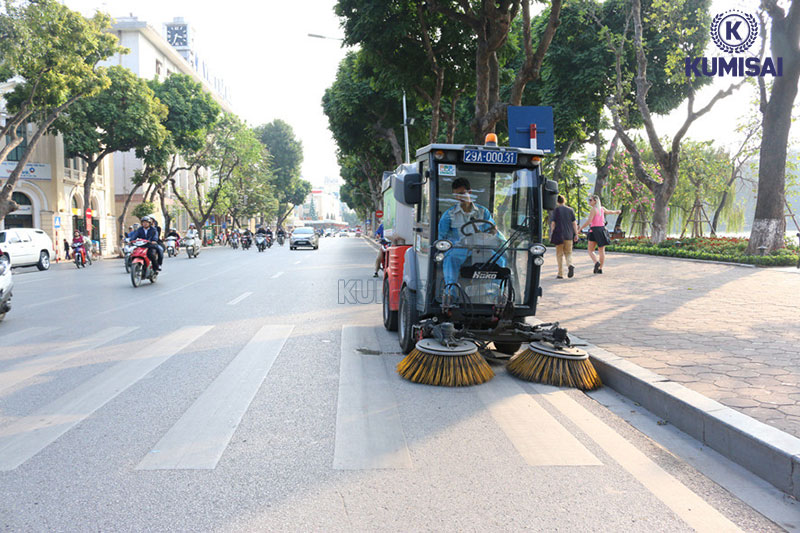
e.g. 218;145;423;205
597;236;798;267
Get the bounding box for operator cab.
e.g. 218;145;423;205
394;134;557;324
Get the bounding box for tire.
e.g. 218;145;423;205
125;256;131;273
131;262;142;288
493;342;522;355
383;277;398;331
398;286;418;354
36;251;50;271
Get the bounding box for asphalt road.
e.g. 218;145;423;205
0;238;791;531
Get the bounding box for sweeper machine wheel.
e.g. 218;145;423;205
507;341;601;391
397;338;494;387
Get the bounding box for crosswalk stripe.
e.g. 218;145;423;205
25;294;80;308
533;383;743;532
227;292;252;306
0;325;212;471
0;327;138;394
137;324;294;470
0;327;58;347
333;326;412;470
476;374;602;466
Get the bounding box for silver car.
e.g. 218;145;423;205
289;227;319;250
0;252;13;322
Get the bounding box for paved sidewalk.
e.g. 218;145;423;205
536;250;800;438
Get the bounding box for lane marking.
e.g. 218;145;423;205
0;325;212;471
533;383;742;532
333;326;412;470
226;292;252;306
476;375;602;466
0;327;138;394
137;324;294;470
271;272;284;279
24;294;80;309
0;327;58;347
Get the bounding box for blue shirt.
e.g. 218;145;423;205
376;223;384;239
438;204;495;243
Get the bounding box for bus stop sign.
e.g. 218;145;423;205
508;106;554;153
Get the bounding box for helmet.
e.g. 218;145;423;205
189;223;196;228
140;215;152;223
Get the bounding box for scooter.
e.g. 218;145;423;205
266;235;273;248
277;234;285;246
129;239;159;287
184;236;200;258
123;238;134;273
0;253;12;323
255;234;267;252
166;236;178;257
241;235;252;250
230;236;239;250
72;242;87;268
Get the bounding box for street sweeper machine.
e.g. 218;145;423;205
380;133;601;389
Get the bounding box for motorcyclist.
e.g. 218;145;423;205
130;216;162;271
255;225;268;236
166;227;181;251
185;223;199;240
72;230;88;264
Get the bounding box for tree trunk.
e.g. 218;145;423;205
747;4;799;253
158;185;171;236
594;133;619;197
651;186;670;243
118;182;142;238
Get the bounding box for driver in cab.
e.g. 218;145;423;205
437;177;499;291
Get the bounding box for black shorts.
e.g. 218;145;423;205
588;226;610;247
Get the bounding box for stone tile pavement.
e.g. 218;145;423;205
535;250;800;438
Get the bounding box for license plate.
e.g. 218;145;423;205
463;149;517;165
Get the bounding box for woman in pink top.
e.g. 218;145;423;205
578;195;620;274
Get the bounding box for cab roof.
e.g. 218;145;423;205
415;143;546;158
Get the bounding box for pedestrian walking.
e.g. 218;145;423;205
578;195;620;274
549;195;579;279
63;238;71;260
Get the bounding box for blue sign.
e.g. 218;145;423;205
210;216;215;223
54;216;61;229
222;222;227;229
508;106;554;153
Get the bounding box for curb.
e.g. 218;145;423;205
363;238;800;498
574;333;800;500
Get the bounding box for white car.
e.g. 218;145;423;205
0;228;54;270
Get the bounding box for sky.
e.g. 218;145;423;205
62;0;794;189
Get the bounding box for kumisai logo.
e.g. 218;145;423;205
685;10;782;77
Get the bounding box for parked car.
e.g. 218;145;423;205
0;228;54;270
0;250;12;322
290;227;319;250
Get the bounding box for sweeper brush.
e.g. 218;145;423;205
507;341;601;390
397;339;494;387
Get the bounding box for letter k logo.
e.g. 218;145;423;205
726;21;742;41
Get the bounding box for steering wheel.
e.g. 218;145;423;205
460;219;496;237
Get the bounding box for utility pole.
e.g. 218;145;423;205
402;90;410;164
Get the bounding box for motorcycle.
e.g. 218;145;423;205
230;236;239;250
277;234;285;246
129;239;159;287
72;242;88;268
123;239;134;273
184;236;200;258
241;235;252;250
255;234;267;252
266;235;273;248
0;254;12;323
166;236;178;257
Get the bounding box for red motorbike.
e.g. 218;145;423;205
129;239;159;287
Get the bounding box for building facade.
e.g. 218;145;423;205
1;83;117;258
108;16;235;239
